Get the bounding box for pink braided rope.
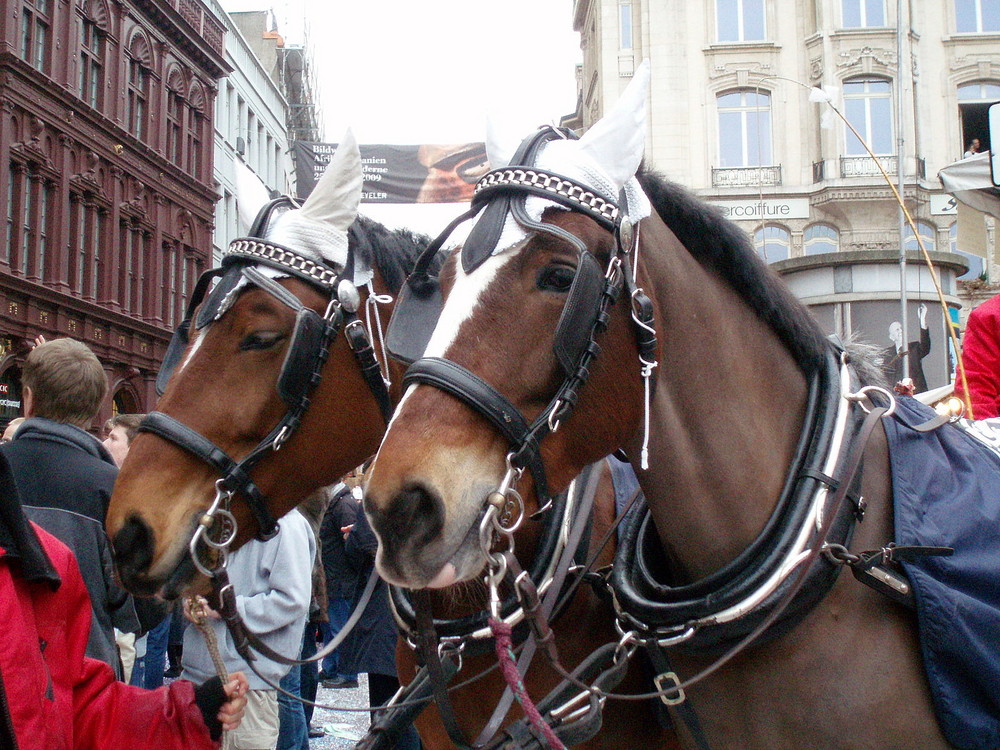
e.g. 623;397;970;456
489;617;566;750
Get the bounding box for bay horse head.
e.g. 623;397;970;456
367;65;660;589
107;132;423;598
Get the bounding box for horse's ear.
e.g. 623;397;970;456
299;128;362;233
485;114;521;170
234;159;272;234
578;60;649;189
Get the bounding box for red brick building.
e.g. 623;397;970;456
0;0;230;430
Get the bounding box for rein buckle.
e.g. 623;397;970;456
653;671;686;706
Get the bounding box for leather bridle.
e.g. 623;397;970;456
140;200;393;544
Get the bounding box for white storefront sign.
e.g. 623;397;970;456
930;193;958;215
711;198;811;221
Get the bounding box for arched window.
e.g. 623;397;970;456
165;69;185;165
126;34;152;142
754;224;790;262
903;221;936;253
956;0;1000;33
186;82;207;178
804;224;840;255
842;0;885;27
950;223;985;280
716;0;765;42
843;77;893;155
717;90;772;167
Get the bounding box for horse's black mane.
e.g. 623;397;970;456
349;215;435;295
636;168;829;373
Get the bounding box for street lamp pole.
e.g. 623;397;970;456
896;0;909;381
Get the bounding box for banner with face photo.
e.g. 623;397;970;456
293;142;488;204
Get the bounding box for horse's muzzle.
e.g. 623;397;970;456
111;514;156;590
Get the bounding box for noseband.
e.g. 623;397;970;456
140;201;393;543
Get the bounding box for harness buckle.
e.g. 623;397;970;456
272;425;291;451
654;671;686;706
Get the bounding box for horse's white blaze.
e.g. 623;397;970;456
178;328;207;374
423;245;520;360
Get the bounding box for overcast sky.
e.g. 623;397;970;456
221;1;582;231
224;0;582;144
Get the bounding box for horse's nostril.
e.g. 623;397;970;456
111;514;155;578
375;483;445;552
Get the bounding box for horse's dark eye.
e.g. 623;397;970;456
536;265;575;293
239;331;284;351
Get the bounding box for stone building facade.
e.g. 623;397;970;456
571;0;999;388
0;0;229;428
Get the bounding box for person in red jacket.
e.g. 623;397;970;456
0;449;249;748
955;293;1000;420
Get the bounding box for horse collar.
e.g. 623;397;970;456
610;345;872;651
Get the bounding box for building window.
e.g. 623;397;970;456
187;111;204;177
754;224;790;262
35;179;51;279
619;1;633;49
842;0;885;27
903;221;937;253
5;164;17;266
127;58;149;141
843;77;893;155
164;244;177;327
956;0;1000;32
717;90;772;167
19;0;50;73
958;81;1000;156
79;17;104;108
18;173;33;276
717;0;765;42
804;224;840;255
166;88;184;164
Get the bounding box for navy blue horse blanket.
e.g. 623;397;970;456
884;396;1000;750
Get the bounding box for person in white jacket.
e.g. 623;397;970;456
181;509;316;750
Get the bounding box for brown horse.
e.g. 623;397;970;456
364;67;952;748
105;138;669;749
106;134;423;596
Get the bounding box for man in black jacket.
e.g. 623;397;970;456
1;337;140;679
318;481;360;688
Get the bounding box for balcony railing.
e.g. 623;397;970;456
711;165;782;188
839;155;896;177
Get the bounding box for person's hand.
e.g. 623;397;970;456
341;524;354;540
918;303;928;327
32;335;46;348
183;594;220;623
217;673;249;732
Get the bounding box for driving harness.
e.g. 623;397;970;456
140;198;393;542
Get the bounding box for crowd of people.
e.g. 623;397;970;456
0;334;423;749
